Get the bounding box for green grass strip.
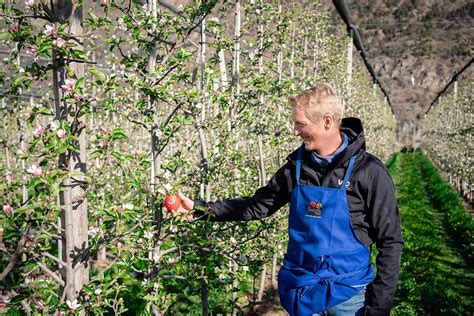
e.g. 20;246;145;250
415;150;474;264
388;152;473;315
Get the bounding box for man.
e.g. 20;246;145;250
177;83;403;315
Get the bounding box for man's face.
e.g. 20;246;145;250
291;106;326;152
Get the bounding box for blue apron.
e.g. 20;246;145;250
278;146;374;315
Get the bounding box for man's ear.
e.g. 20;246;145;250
323;114;333;130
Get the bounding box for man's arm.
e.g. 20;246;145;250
192;161;293;221
364;164;404;316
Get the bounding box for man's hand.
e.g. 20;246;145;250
176;190;194;215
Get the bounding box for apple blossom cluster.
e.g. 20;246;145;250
33;126;44;138
27;164;44;177
57;129;67;138
5;175;14;185
8;24;19;33
25;0;35;10
18;145;28;155
43;24;57;37
60;78;76;94
3;204;14;214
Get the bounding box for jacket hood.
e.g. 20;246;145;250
287;117;366;166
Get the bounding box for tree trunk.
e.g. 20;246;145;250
257;263;267;301
271;253;278;288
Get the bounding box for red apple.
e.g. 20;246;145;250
164;194;181;212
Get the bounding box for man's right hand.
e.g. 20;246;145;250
173;190;194;217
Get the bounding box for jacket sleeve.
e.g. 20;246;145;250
364;163;404;316
193;161;292;221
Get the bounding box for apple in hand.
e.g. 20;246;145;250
164;194;181;212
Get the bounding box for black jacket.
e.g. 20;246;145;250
195;117;403;316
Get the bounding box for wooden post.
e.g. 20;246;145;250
256;11;267;301
346;30;353;106
289;22;295;90
231;260;239;316
230;0;241;132
197;17;210;316
52;1;89;311
90;52;96;128
453;79;458;129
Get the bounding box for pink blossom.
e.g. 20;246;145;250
136;21;142;27
101;0;109;5
27;164;44;177
60;78;76;93
88;227;101;236
94;288;102;295
43;24;57;37
25;0;35;10
100;128;111;135
116;242;124;251
25;46;39;62
33;126;44;138
18;145;28;154
25;46;37;55
3;204;13;214
52;38;65;48
57;129;67;139
35;300;45;310
6;175;14;185
8;24;20;33
73;92;84;100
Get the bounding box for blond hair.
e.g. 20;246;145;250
288;83;343;125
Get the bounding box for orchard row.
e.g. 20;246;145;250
420;76;473;203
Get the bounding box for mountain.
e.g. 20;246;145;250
328;0;473;144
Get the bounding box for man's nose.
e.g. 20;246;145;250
294;128;300;137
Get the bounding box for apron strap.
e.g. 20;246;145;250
341;155;357;189
296;145;303;182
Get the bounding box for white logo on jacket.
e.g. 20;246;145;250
338;179;351;189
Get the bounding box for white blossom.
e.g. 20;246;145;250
25;0;35;9
123;203;134;210
43;24;57;37
66;299;80;310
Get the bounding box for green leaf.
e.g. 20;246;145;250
10;294;27;303
88;66;107;83
12;75;30;87
28;177;43;189
75;76;85;89
70;49;87;60
111;128;128;140
89;149;105;159
112;151;124;161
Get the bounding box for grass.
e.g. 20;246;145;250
389;151;473;315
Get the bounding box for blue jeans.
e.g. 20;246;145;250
312;288;366;316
